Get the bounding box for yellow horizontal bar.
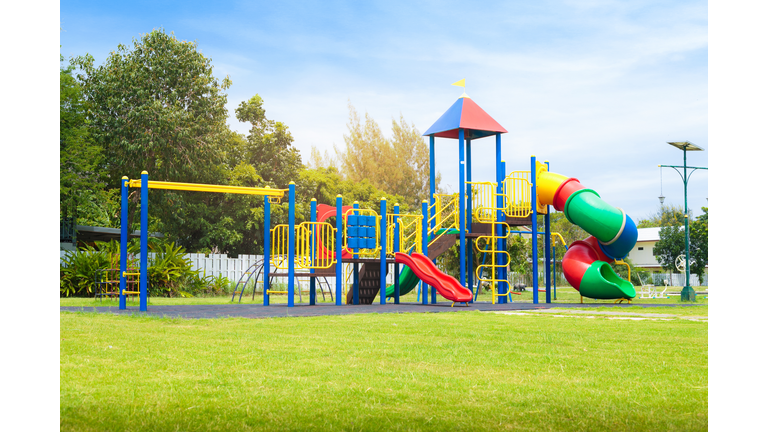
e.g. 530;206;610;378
266;290;288;294
128;179;286;197
121;290;140;295
122;272;140;277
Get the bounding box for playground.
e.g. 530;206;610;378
60;93;709;431
109;94;652;313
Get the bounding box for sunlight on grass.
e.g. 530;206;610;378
61;310;707;431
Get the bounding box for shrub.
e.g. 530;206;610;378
60;245;111;297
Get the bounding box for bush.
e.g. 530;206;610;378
60;245;111;297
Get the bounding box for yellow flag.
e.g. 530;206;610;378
451;79;466;88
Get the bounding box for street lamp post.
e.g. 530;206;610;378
659;141;708;301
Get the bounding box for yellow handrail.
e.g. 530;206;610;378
615;260;631;285
128;179;286;198
386;213;422;256
428;194;459;248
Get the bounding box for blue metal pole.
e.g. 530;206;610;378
264;195;271;306
466;138;473;303
335;195;343;305
288;182;295;307
380;197;387;305
458;129;466;288
310;199;317;306
119;176;128;310
353;202;360;305
393;203;400;304
544;161;551;304
552;244;557;301
429;135;436;227
422;200;429;305
139;171;148;312
530;156;538;304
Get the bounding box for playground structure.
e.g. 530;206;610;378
118;93;638;311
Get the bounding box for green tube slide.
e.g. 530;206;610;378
563;189;623;244
385;265;421;298
579;260;636;299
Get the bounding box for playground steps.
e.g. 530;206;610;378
346;262;389;304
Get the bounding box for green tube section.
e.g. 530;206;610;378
579;261;636;299
563;189;624;244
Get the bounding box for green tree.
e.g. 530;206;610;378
334;102;441;208
637;204;687;228
653;226;684;273
235;95;303;189
72;29;231;185
689;207;708;280
60;53;116;226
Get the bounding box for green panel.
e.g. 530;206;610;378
579;261;636;299
564;189;624;243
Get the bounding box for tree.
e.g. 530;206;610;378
333;102;440;208
653;225;685;274
60;53;114;226
72;29;231;185
637;204;687;228
234;95;303;189
689;207;708;280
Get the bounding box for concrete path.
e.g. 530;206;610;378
60;301;705;320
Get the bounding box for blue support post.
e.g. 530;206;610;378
380;198;387;305
139;171;148;311
466;138;473;303
335;195;343;305
421;200;429;305
353;202;360;305
429;135;436;227
458;129;466;288
495;134;504;304
288;182;295;307
393;203;400;305
119;176;128;310
531;156;539;304
544;161;552;304
264;195;271;306
499;160;508;304
310;199;317;306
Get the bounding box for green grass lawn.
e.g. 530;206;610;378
61;307;707;431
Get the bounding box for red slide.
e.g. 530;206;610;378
394;252;473;303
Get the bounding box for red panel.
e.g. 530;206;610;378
458;98;507;134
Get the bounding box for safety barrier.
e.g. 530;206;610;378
386;213;422;256
428;194;459;248
271;222;336;270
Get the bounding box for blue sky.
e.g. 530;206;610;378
60;0;709;220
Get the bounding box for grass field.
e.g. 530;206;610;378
60;303;707;431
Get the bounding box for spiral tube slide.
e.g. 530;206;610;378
537;171;637;299
394;252;473;303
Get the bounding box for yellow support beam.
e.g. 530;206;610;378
127;179;286;198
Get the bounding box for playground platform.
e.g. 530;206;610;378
60;302;703;320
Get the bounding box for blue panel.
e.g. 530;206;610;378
367;227;376;237
367;215;376;226
349;237;358;248
348;226;358;237
366;238;376;249
348;215;358;226
423;98;464;136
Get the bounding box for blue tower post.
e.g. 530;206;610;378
530;156;539;304
458;129;466;288
429;135;436;228
544;161;552;304
499;160;508;304
119;176;128;310
421;200;429;305
263;194;271;306
393;203;400;305
495;134;504;304
139;171;148;312
380;198;387;305
310;198;317;306
335;195;343;306
288;182;295;307
466;138;473;302
352;202;360;305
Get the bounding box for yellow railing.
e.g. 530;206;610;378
271;222;337;270
386;214;423;257
469;182;501;223
503;172;533;218
128;179;286;198
428;194;459;248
